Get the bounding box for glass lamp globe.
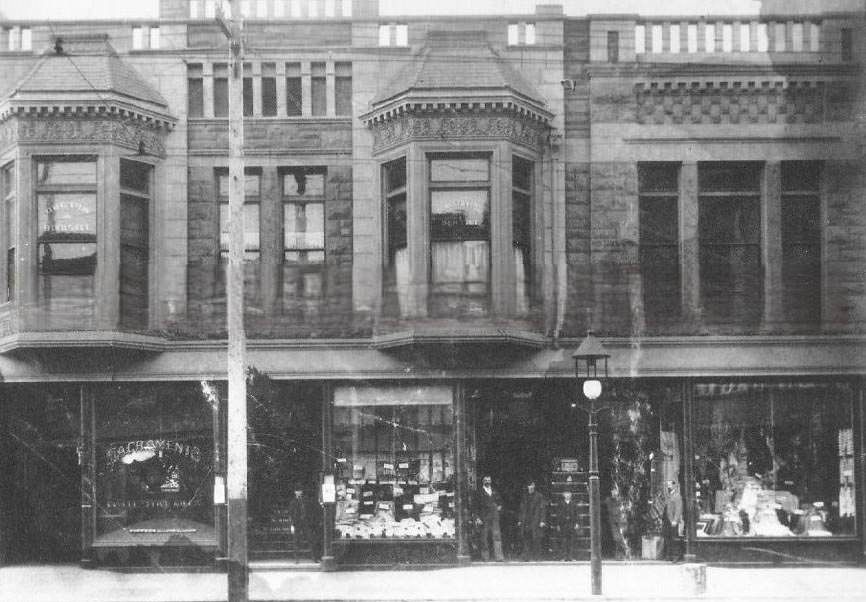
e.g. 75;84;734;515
583;379;602;400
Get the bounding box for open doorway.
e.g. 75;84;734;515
470;380;585;560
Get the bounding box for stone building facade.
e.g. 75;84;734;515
0;0;864;568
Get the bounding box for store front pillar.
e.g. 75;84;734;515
320;383;336;572
681;378;697;562
454;382;470;565
80;385;96;568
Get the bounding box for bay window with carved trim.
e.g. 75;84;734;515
36;158;98;323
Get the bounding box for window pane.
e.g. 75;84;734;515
431;190;489;241
36;161;96;186
262;77;277;116
669;24;680;53
651;24;663;53
379;24;390;46
331;386;455;539
311;76;326;116
120;160;150;193
740;24;751;52
525;23;535;45
635;25;646;54
335;74;352;116
243;76;253;116
430;158;489;182
395;24;408;46
639;162;678;193
284;202;324;251
705;24;716;52
39;242;97;275
687;23;698;53
698;162;761;192
188;75;204;117
286;75;302;116
694;382;854;537
284;170;324;196
214;76;228;117
385;157;406;193
38;193;97;242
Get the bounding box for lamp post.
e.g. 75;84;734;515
573;332;609;596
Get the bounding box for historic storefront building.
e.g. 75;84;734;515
0;0;864;568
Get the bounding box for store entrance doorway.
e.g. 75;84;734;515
0;387;81;564
471;381;584;560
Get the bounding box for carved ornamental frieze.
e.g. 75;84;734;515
370;112;549;154
6;116;167;157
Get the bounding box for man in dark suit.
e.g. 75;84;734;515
473;474;505;561
518;479;547;560
557;490;580;561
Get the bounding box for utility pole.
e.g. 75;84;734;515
216;1;248;601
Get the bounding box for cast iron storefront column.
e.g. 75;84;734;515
681;378;697;561
80;384;96;567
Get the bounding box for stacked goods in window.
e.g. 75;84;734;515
548;457;590;560
838;428;855;534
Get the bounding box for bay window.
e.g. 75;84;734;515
119;160;151;329
512;156;533;317
383;157;407;317
36;158;98;318
2;161;14;302
429;155;491;318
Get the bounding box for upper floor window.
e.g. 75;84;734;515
607;31;620;63
429;155;491;318
132;26;159;50
119;160;152;329
841;28;853;62
335;62;353;116
508;22;536;46
218;170;260;261
213;63;229;118
379;23;408;47
698;162;762;325
311;62;326;116
5;26;31;52
781;161;821;324
282;167;326;314
188;63;204;118
512;156;533;316
261;63;277;116
286;62;302;116
36;158;98;312
2;162;15;302
243;63;254;117
382;157;407;316
639;163;681;325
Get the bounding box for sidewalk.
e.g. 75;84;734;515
2;562;866;602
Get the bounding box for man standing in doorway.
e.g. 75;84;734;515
518;479;547;560
474;474;505;561
557;490;580;561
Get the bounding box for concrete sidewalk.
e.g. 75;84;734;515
1;562;866;602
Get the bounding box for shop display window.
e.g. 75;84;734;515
332;386;455;540
694;381;855;538
94;384;215;545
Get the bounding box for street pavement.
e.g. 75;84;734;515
1;561;866;601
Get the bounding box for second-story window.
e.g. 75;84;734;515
782;161;821;325
36;158;98;313
383;157;407;316
119;160;151;329
217;169;261;308
639;163;681;326
429;154;491;318
512;157;533;316
2;162;14;302
698;162;762;325
607;31;620;63
282;167;325;314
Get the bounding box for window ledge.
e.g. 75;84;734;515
371;326;548;350
0;330;168;354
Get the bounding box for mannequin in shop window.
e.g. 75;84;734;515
473;475;505;561
518;479;547;561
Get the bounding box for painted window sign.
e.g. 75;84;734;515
38;194;96;238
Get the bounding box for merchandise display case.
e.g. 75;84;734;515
331;386;456;546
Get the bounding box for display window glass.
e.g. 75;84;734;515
693;381;855;538
332;386;455;540
93;383;215;546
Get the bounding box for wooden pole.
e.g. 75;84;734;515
222;1;248;600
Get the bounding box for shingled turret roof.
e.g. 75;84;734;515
0;34;174;128
364;31;551;124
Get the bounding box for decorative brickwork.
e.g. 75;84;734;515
635;80;830;125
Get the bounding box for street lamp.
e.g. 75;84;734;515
573;332;609;596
